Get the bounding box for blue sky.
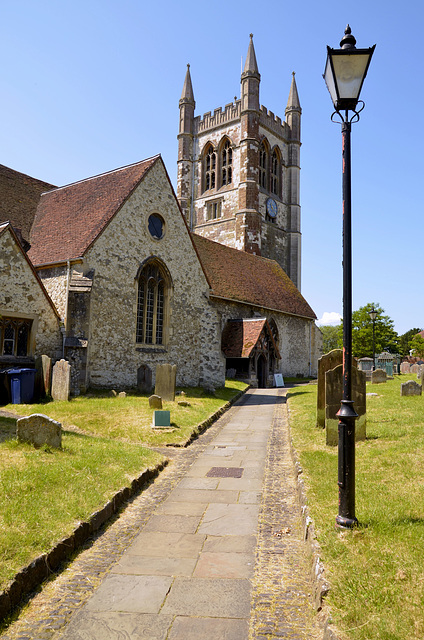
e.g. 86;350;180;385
1;1;422;336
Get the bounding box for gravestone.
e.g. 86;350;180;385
400;362;411;374
149;394;163;409
34;355;52;399
317;350;343;428
401;380;422;396
155;364;177;402
51;359;71;401
226;368;237;379
137;364;153;393
411;364;420;375
420;371;424;389
17;414;62;448
325;364;366;446
371;368;387;384
152;410;171;428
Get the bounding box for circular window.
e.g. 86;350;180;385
148;214;165;240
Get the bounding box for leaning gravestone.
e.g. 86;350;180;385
325;364;366;446
401;380;422;396
34;355;52;399
17;414;62;448
317;350;344;428
51;359;71;401
371;368;387;384
155;364;177;402
137;364;153;393
400;362;411;374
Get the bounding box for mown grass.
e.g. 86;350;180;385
287;375;424;640
1;380;248;446
0;380;247;592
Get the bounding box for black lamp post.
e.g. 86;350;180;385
324;26;375;529
368;307;378;370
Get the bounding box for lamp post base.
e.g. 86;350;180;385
335;514;358;529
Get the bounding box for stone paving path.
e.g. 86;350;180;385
1;388;323;640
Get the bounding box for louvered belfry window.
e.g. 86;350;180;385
136;263;166;345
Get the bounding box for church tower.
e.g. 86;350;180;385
177;36;302;290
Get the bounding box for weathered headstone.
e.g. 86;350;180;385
118;391;127;398
226;368;237;379
401;380;422;396
51;360;71;401
17;413;62;448
34;355;52;399
152;410;171;428
155;364;177;402
371;368;387;384
325;365;366;446
317;350;343;428
400;362;411;374
411;364;420;375
420;371;424;389
149;394;163;409
137;364;153;393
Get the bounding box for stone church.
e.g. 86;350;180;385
0;36;321;395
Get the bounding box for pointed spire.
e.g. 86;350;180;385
242;34;260;79
180;63;195;104
286;72;301;111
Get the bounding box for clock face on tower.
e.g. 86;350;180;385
266;198;277;219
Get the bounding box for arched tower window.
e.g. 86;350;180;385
204;144;216;191
221;139;233;186
271;150;280;196
136;261;169;345
259;143;268;189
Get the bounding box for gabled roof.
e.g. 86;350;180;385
0;164;56;242
191;234;316;320
0;222;60;317
28;156;160;266
221;318;280;359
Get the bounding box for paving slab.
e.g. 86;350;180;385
167;616;249;640
85;574;173;613
160;577;251;617
59;612;173;640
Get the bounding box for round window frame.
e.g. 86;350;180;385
147;213;165;241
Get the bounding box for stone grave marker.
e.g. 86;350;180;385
420;371;424;388
371;368;387;384
51;359;71;401
400;362;411;374
137;364;153;393
155;364;177;402
17;414;62;448
325;364;366;446
34;355;52;399
401;380;422;396
411;364;420;375
149;394;163;409
317;349;343;428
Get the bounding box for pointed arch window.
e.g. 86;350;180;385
204;145;216;191
259;144;268;189
0;317;33;357
271;150;280;196
221;139;233;186
136;261;168;345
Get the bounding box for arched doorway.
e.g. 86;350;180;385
257;354;267;388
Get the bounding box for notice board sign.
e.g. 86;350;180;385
274;373;285;387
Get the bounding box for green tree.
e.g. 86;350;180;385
338;303;399;358
319;324;341;354
409;334;424;359
399;328;423;356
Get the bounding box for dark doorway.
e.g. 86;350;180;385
257;354;267;388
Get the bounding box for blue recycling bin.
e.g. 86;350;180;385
8;368;36;404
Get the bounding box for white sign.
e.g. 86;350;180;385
274;373;285;387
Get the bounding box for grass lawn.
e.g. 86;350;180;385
287;375;424;640
0;380;247;592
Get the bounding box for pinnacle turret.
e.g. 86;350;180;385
286;72;301;112
242;33;260;80
180;64;195;106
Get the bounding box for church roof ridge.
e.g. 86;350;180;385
28;155;160;266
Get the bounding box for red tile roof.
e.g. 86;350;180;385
192;234;316;319
28;156;159;265
0;164;56;242
221;318;280;358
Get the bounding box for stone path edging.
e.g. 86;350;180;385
286;389;341;640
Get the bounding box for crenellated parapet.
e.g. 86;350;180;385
259;106;289;139
195;101;241;134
